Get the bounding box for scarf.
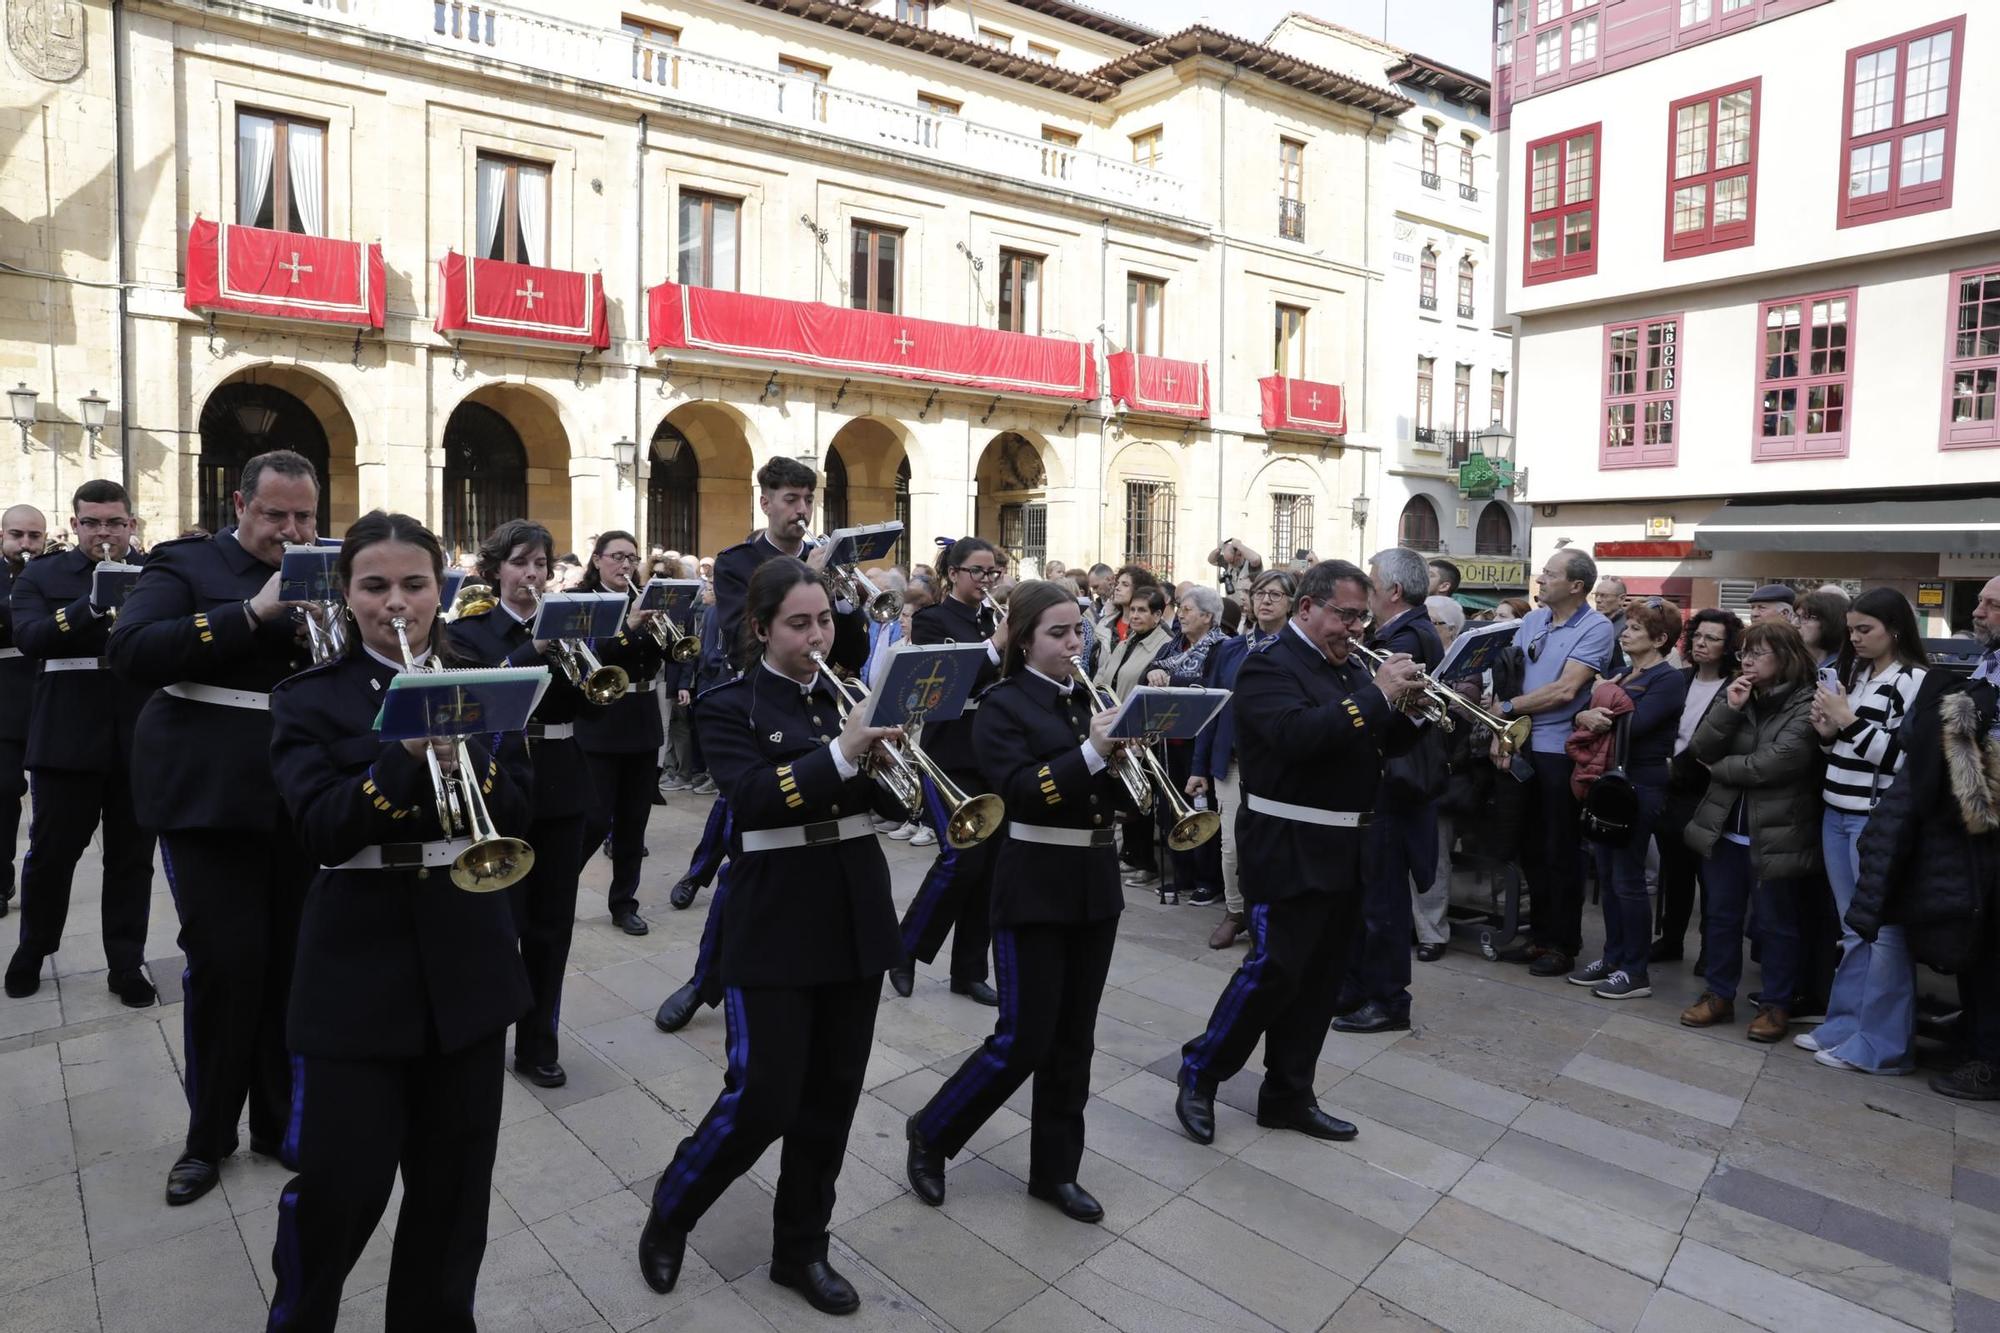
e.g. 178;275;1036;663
1154;628;1225;686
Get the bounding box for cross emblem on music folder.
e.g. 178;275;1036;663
892;330;916;356
278;251;313;284
516;279;543;309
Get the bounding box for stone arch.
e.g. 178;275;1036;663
973;430;1054;566
1102;438;1182;580
194;364;360;536
1398;494;1442;552
653;399;756;557
1243;455;1330;564
441;383;573;555
824;416;910;542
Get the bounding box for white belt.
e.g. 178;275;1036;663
526;722;575;740
43;656;105;673
0;647;21;660
739;813;875;853
164;681;270;711
1010;823;1116;849
628;678;657;693
325;837;471;871
1246;794;1371;828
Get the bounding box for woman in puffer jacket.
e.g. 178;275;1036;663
1678;620;1825;1044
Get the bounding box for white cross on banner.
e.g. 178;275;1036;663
516;279;542;309
1307;390;1323;412
279;252;314;284
892;330;916;355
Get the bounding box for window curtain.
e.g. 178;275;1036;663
515;164;548;267
237;114;275;226
286;121;324;236
476;158;507;260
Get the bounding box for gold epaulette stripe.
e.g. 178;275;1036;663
777;763;804;808
54;609;69;632
1037;765;1061;805
194;612;213;645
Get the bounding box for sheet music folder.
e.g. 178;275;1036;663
861;643;988;729
374;666;551;741
1106;686;1230;741
531;592;626;641
279;545;341;603
820;521;904;569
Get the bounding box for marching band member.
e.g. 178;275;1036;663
448;518;593;1088
904;579;1134;1222
638;556;902;1316
573;530;667;935
107;449;321;1207
0;503;48;915
1173;560;1423;1147
264;510;531;1331
654;456;871;1034
887;536;1006;1004
3;482;156;1006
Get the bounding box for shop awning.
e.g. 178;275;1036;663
1452;590;1500;611
1695;495;2000;554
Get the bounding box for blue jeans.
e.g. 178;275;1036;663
1814;807;1915;1071
1702;839;1801;1004
1594;781;1665;978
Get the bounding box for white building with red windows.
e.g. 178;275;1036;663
1494;0;1999;628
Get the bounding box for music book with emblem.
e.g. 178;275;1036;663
1105;686;1230;741
861;642;989;730
374;667;551;741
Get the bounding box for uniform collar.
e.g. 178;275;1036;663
363;641;425;674
1024;665;1077;698
218;526;277;574
759;656;829;698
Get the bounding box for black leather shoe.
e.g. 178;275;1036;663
512;1058;567;1088
1175;1073;1216;1145
950;979;999;1006
1416;942;1447;963
108;969;157;1008
1028;1180;1103;1224
1528;950;1574;978
3;947;42;998
905;1120;945;1206
654;982;700;1034
1257;1104;1358;1141
613;910;650;936
637;1208;687;1294
165;1155;220;1206
770;1258;860;1315
669;877;701;910
1331;1000;1410;1034
888;965;914;998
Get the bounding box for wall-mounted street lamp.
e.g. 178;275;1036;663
7;384;37;454
1351;492;1370;528
613;437;637;481
78;390;109;457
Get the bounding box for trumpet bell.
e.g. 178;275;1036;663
945;792;1007;849
452;583;498;620
1498;715;1532;755
865;590;902;623
451;836;535;893
582;665;629;705
1167;809;1222;852
667;636;701;663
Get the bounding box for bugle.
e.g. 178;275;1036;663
1073;659;1219;851
643;612;701;663
1347;641;1532;755
809;650;1004;849
1067;656;1155;816
527;589;629;703
390;616;536;892
810;535;902;624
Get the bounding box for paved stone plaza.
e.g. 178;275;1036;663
2;791;1998;1333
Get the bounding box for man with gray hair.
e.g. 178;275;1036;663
1593;575;1630;675
1334;548;1445;1033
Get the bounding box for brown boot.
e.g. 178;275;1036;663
1746;1004;1791;1043
1208;913;1245;950
1679;991;1734;1028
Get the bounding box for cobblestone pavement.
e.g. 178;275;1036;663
2;790;1997;1332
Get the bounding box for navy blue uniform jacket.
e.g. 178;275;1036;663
712;533;870;674
270;649;533;1060
449;604;597;818
910;596;999;781
11;547;154;771
0;557;34;743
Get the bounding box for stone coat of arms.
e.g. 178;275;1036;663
7;0;85;83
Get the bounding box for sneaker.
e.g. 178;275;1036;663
1932;1060;2000;1101
689;775;718;796
1592;971;1652;1000
1813;1048;1859;1072
910;827;937;847
870;816;901;833
1187;886;1221;907
886;822;917;841
1124;870;1160;890
1792;1031;1822;1052
659;773;693;792
1567;958;1611;987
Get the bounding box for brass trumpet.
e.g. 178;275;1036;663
1071;658;1220;852
811;536;902;623
643;612;701;663
1347;641;1532;755
527;588;629;704
390;616;536;892
809;650;1004;849
1068;656;1154;816
449;581;497;620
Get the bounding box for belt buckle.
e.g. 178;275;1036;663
378;842;424;869
801;819;842;847
1090;829;1116;848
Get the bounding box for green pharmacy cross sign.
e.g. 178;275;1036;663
1458;451;1516;498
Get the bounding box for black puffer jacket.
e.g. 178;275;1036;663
1849;673;2000;971
1683;679;1824;879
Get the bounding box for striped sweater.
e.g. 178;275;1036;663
1822;662;1925;812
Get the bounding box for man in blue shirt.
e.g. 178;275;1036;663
1492;549;1614;977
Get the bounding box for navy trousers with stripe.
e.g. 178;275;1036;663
897;774;995;986
509;813;584;1069
651;977;880;1264
1181;891;1361;1116
676;795;730;899
914;918;1118;1185
265;1031;505;1333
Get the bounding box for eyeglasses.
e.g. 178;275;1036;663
75;517;131;531
1251;588;1288;601
1740;646;1775;662
602;551;640;564
1527;624;1552;663
960;566;1002;580
1329;606;1370;625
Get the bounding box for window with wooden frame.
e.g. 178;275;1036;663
1942;264;2000;448
1279;137;1305;240
1839;16;1963;227
474;154;551;267
1602;314;1680;468
997;249;1042;335
1273;303;1308;378
1459;133;1477;192
1568;14;1598;65
1757;291;1852;458
1475;502;1514;555
676;190;739;292
1490;369;1508;424
1127;275;1165;355
849;221;902;314
1420;122;1440;186
1398;496;1441;551
1418;247;1438;311
778;55;830;121
623;16;680;85
1524;123;1598;284
918;92;961;116
1453;363;1472;433
1416;355;1436;437
1667;80;1758;258
1130;126;1163;169
1456;257;1476;319
978;25;1014;50
896;0;932;27
236;109;328;236
1041;125;1079;147
1027;40;1060;61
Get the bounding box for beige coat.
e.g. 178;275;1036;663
1095;623;1171;700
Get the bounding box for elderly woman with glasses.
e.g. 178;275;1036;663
1142;585;1226;906
1191;570;1294;946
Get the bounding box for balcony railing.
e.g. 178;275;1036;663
1419;294;1438;312
1278;197;1305;241
1457;302;1476;320
1458;181;1480;202
1446;428;1478;466
288;0;1192;219
1420;170;1441;191
1414;425;1437;445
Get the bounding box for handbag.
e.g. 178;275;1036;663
1579;711;1639;846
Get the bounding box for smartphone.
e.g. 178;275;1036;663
1816;665;1841;692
